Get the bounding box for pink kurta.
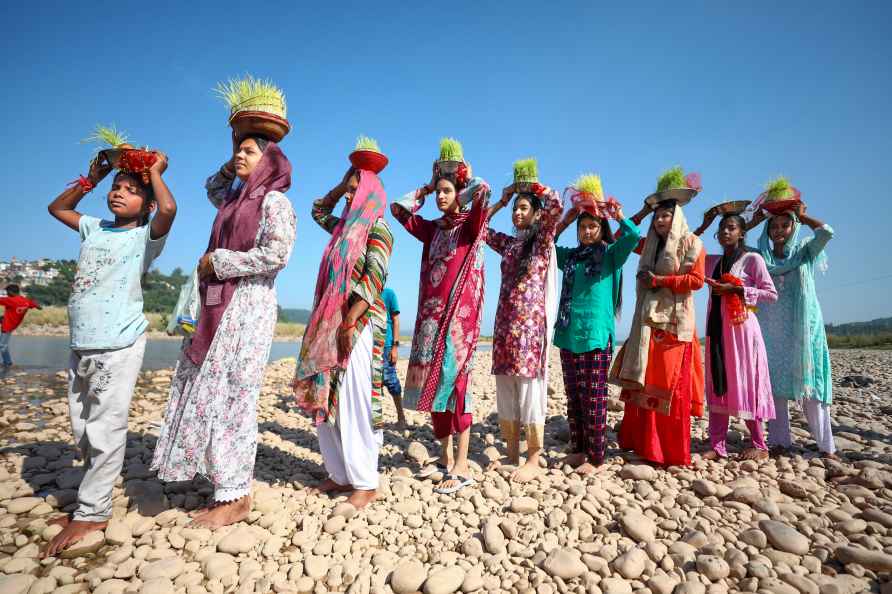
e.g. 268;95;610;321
705;252;778;421
486;188;562;378
391;178;490;420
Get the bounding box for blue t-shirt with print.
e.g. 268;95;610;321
68;216;166;350
382;288;400;352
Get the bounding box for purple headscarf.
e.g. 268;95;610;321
185;141;292;365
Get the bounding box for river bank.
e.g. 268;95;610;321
0;349;890;593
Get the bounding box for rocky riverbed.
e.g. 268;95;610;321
0;349;891;594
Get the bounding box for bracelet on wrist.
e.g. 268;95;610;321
68;175;95;194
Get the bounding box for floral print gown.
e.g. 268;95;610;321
486;187;562;378
150;170;296;502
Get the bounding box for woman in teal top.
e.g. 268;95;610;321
752;199;836;458
553;177;641;474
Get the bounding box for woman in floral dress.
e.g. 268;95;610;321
391;138;490;495
484;158;561;482
151;135;295;528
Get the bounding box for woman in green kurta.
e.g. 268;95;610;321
752;194;836;458
553;175;641;474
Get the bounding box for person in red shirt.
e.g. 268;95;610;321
0;284;41;367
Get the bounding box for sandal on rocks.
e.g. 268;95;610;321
434;474;476;495
416;462;448;481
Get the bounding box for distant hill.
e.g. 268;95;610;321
826;317;892;336
279;308;311;324
826;317;892;349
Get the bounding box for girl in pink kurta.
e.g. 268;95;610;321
694;212;777;460
485;166;562;482
391;139;491;494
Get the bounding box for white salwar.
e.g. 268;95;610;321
767;396;836;454
318;325;382;490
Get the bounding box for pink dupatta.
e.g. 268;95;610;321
294;171;386;418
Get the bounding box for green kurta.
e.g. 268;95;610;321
553;218;640;354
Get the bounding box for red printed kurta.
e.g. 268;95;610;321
391;178;491;415
486;188;562;378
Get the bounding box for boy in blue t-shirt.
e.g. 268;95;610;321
381;287;406;427
44;149;177;557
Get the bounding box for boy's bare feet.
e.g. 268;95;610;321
310;478;351;495
511;458;543;483
191;496;251;529
347;489;378;509
576;462;606;476
43;518;108;558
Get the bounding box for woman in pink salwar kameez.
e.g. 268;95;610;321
391;138;490;495
694;211;777;460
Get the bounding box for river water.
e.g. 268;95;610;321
4;335;490;372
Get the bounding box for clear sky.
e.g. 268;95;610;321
2;1;890;337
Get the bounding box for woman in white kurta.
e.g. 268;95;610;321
151;137;295;528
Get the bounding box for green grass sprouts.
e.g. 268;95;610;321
656;166;686;192
354;135;381;152
573;173;603;200
513;158;539;184
439;137;464;162
215;75;287;118
82;124;129;148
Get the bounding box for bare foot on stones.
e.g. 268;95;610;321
43;519;107;558
310;478;351;495
701;450;723;461
347;489;378;509
511;459;543;483
576;462;606;476
190;496;251;529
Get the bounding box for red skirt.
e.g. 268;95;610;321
618;341;695;466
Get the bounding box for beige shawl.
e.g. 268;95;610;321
610;205;702;391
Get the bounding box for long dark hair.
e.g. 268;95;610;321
577;212;623;317
513;193;543;281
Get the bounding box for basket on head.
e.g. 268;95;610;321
567;173;622;218
84;124;158;184
513;158;539;194
758;177;802;215
348;135;388;173
216;75;290;142
711;200;752;216
645;166;701;207
434;137;470;188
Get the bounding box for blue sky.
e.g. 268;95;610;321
2;1;890;337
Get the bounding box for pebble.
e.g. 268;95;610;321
543;548;587;580
391;559;427;594
834;546;892;572
620;510;657;543
216;526;256;554
759;520;810;555
423;565;465;594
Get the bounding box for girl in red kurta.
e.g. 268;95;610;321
391;138;491;495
